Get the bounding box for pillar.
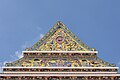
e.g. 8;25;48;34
85;77;88;80
98;76;101;80
45;77;48;80
59;77;62;80
72;77;75;80
18;77;21;80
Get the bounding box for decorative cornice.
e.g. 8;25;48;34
22;51;98;54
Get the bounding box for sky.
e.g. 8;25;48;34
0;0;120;72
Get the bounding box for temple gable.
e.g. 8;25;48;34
26;21;94;51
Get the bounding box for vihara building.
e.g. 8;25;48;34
0;21;120;80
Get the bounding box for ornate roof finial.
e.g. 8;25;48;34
57;21;64;26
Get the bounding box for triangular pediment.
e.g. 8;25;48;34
26;21;95;51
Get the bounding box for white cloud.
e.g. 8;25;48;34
0;51;23;72
36;27;44;39
40;33;44;39
9;51;23;63
21;27;44;49
117;61;120;72
21;33;44;50
3;61;7;65
21;41;32;49
15;51;23;59
0;62;2;72
0;51;22;72
0;67;2;72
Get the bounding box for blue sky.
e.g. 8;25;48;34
0;0;120;72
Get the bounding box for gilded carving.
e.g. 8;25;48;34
38;28;87;51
